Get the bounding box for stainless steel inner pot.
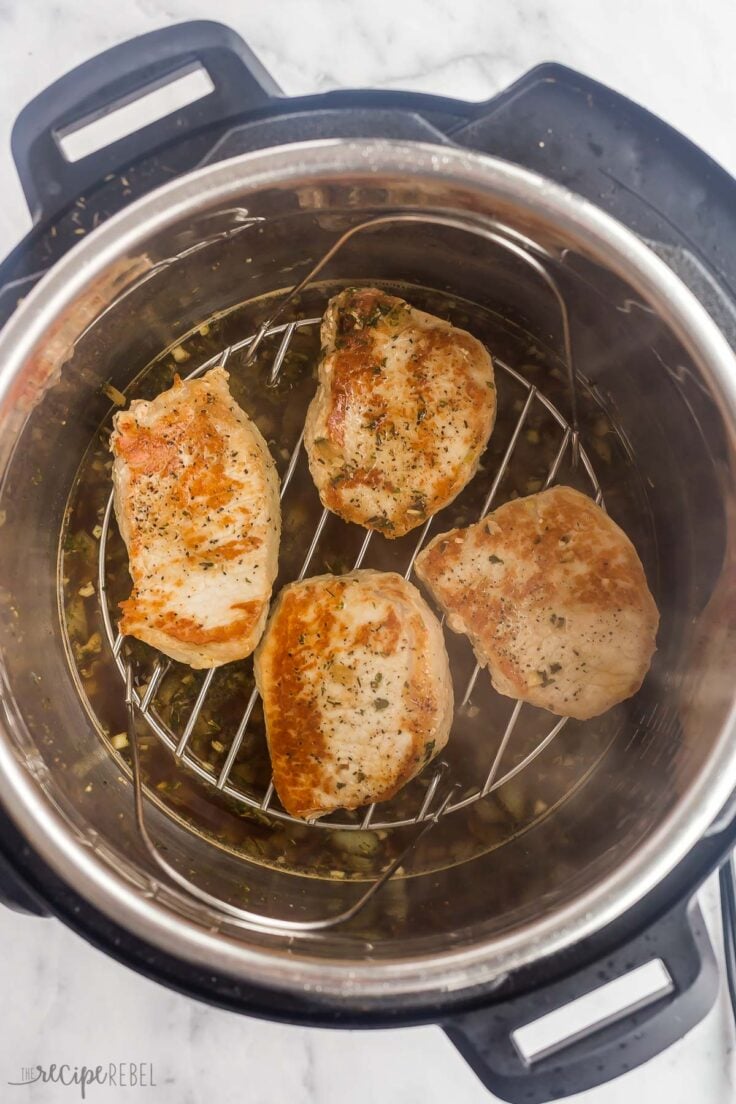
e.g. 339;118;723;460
0;140;735;1008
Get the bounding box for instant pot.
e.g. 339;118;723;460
1;21;735;1103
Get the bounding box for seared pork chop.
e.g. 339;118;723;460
254;569;453;818
111;366;280;668
415;486;658;719
304;287;495;538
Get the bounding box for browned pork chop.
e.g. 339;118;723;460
415;486;658;719
254;569;453;818
305;287;496;538
111;366;280;668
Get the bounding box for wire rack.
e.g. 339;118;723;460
98;315;603;833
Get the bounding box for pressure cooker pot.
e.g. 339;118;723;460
0;22;735;1104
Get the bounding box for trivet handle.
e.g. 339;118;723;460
443;898;717;1104
11;20;282;224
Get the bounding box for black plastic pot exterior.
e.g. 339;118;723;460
1;21;735;1103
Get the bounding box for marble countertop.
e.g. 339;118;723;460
0;2;735;1102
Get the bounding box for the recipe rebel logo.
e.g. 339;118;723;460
8;1063;157;1098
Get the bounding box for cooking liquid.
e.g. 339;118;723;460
60;281;647;881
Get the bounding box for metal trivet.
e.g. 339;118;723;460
94;213;606;931
98;215;603;839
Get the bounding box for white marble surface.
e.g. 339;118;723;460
1;2;735;1102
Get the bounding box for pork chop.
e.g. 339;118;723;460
415;486;658;719
254;569;453;818
111;366;280;668
304;287;496;538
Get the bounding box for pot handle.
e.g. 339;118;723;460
11;20;282;224
443;898;717;1103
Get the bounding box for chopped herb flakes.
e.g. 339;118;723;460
366;514;394;531
102;381;126;406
